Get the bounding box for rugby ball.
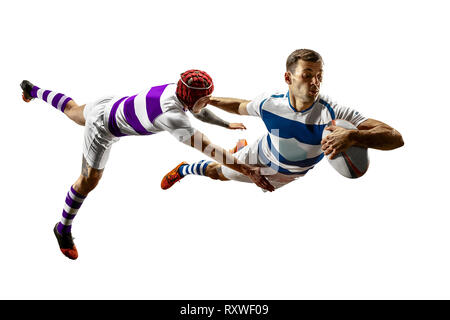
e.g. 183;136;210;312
322;119;369;178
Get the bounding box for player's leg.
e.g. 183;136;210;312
204;162;229;181
206;162;299;191
53;96;118;260
161;160;216;189
63;100;86;126
20;80;86;126
53;157;103;260
73;157;104;194
161;139;249;189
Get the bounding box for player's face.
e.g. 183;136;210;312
285;60;323;103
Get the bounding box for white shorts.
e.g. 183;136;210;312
221;138;301;190
83;96;119;170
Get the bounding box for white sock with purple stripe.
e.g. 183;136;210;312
56;186;86;235
29;85;72;113
178;160;212;177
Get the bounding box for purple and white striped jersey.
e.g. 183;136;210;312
104;84;195;143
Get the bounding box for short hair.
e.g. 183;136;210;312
286;49;323;73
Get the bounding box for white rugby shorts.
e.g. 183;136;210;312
82;96;119;169
221;138;300;190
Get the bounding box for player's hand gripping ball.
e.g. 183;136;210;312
321;119;369;178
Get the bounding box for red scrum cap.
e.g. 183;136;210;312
176;69;214;108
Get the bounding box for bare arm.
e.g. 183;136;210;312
190;108;246;130
188;130;274;192
353;118;404;150
190;108;230;128
321;118;404;159
193;96;250;115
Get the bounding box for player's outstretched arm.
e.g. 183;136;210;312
193;96;250;116
321;118;404;159
189;130;274;192
353;118;404;150
189;108;246;130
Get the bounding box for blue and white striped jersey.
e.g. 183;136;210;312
246;91;367;175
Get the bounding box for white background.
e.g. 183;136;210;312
1;0;449;299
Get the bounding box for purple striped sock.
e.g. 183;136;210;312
30;85;72;113
57;186;86;235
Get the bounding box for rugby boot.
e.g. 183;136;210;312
161;162;188;190
20;80;35;102
53;223;78;260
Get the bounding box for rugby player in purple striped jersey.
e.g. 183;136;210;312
20;70;274;260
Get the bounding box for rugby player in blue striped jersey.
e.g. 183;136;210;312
162;49;404;190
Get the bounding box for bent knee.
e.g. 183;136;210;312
75;171;103;194
86;170;103;184
205;163;228;181
64;102;86;126
87;173;102;185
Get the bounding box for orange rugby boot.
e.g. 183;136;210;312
161;162;188;190
229;139;248;153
